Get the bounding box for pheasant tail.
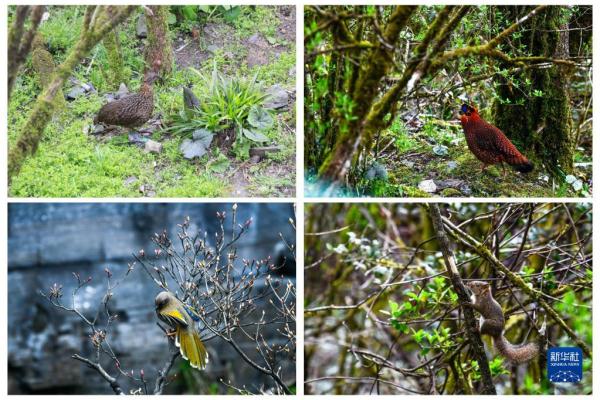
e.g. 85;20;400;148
499;140;534;173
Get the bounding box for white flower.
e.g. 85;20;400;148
333;244;348;254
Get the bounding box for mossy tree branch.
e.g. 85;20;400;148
8;5;45;100
318;6;417;188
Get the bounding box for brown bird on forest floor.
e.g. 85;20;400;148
459;104;534;176
94;71;159;132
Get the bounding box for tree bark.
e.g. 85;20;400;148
145;6;174;75
102;6;126;89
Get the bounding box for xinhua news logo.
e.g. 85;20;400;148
547;347;583;383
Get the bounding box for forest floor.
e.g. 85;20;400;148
306;112;592;198
8;6;296;197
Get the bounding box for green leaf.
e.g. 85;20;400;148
413;329;426;343
192;129;213;146
242;128;269;143
247;106;274;130
222;6;241;22
167;12;177;25
207;153;230;173
181;5;197;20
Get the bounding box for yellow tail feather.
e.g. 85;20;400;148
176;327;208;370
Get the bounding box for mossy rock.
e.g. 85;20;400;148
440;188;462;197
372;182;430;198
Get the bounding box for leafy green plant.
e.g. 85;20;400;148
169;5;241;26
163;63;274;157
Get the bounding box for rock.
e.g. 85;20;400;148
247;33;263;46
207;44;219;53
263;85;289;110
436;179;471;196
447;161;458;171
433;144;449;156
183;87;200;110
180;138;209;159
66;86;86;101
244;33;270;67
250;155;261;164
249;146;282;158
139;184;155;196
365;162;388;181
128;132;147;145
144;140;162;154
436;179;462;189
440;188;462;197
401;160;415;169
418;179;437;193
124;176;138;186
91;125;106;135
136;14;147;38
116;83;129;99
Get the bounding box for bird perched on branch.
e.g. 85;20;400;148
459;104;533;176
94;69;159;133
155;291;209;370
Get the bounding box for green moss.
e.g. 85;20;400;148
372;137;574;198
440;188;462;196
102;29;125;89
232;6;279;39
247;173;294;196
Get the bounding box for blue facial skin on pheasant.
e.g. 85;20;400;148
459;104;533;176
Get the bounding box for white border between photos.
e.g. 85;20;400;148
1;0;598;399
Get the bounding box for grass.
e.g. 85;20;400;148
8;5;295;197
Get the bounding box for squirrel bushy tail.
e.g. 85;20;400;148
493;335;539;364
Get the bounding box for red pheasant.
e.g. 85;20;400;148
459;104;533;175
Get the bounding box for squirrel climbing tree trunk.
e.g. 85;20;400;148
493;6;578;178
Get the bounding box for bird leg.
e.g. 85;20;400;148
501;163;507;178
480;163;489;173
165;329;177;338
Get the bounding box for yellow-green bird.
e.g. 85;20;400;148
155;291;209;370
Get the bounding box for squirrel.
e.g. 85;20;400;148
464;281;539;364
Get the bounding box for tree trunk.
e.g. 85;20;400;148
493;6;575;177
102;8;125;89
145;6;173;75
31;34;67;111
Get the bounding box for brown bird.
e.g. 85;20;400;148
459;104;533;176
94;71;159;132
